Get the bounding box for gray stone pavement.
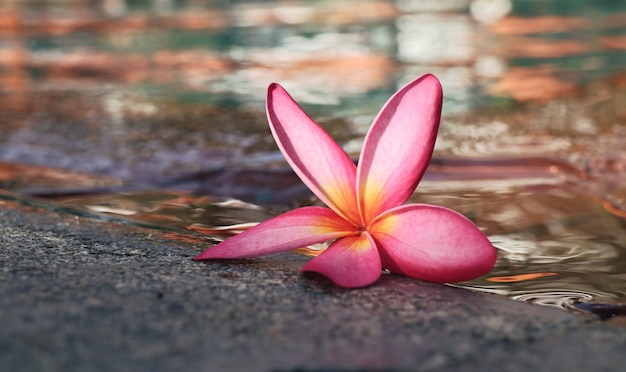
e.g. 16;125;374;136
1;193;626;372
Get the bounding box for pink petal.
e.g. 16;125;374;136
302;233;381;288
266;83;361;225
194;206;357;260
369;204;496;283
356;74;443;223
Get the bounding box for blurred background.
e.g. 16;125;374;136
2;0;626;176
1;0;626;316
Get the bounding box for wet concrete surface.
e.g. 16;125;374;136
1;193;626;372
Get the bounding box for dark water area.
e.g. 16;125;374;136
2;0;626;318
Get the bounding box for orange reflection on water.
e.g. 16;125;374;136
602;36;626;50
242;52;396;96
489;67;577;101
0;8;227;36
498;37;588;59
489;15;589;35
26;50;232;86
596;199;626;219
232;1;398;27
487;272;558;283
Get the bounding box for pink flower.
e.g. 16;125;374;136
194;74;496;288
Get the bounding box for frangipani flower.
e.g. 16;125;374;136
194;74;496;288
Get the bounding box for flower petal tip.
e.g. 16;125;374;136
266;81;360;223
301;234;382;289
371;204;496;284
356;74;443;220
301;270;378;289
192;250;217;261
193;206;355;262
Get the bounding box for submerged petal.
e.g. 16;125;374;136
369;204;496;283
194;206;357;260
357;74;443;223
302;233;381;288
267;83;360;225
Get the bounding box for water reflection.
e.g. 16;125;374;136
5;154;625;314
1;0;626;316
422;183;626;312
68;190;278;232
4;0;624;106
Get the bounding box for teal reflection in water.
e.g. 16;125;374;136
4;0;626;109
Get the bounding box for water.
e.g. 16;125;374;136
1;0;626;317
415;179;626;311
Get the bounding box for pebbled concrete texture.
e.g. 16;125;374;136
1;195;626;372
